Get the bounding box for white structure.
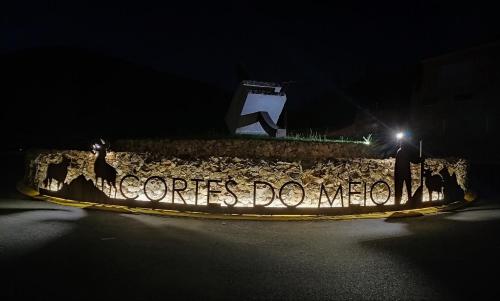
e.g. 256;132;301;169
225;80;287;137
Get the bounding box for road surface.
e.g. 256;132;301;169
1;195;499;300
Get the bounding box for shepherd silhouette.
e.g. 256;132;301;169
394;140;421;205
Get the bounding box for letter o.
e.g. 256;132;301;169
279;181;305;208
144;176;168;202
120;174;140;200
370;180;391;205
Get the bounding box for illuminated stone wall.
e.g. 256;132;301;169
114;139;377;161
25;150;468;208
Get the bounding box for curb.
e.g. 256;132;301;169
16;182;458;221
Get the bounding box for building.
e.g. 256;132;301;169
410;41;500;156
331;41;500;157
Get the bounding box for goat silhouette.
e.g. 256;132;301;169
43;156;71;190
423;169;443;201
92;139;117;197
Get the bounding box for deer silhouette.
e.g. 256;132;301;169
43;156;71;190
423;169;444;201
92;139;117;198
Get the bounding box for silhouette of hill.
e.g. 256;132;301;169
347;65;418;111
0;47;232;149
276;84;357;134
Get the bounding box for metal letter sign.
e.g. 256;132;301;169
30;143;468;216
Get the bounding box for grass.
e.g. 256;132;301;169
284;131;372;145
117;130;373;146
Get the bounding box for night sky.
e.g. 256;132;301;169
3;1;500;87
2;1;500;148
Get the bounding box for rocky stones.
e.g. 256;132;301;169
27;149;469;208
114;139;377;161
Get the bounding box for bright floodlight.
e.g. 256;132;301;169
396;132;404;140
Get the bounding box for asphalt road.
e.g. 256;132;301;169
1;194;500;300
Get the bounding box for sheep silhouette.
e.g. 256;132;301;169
43;156;71;190
423;169;443;201
92;139;117;198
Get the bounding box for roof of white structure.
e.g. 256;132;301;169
242;80;281;88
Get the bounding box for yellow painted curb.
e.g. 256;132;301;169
17;182;444;221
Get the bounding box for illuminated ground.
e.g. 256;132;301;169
1;194;499;300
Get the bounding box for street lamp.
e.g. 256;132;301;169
396;132;404;140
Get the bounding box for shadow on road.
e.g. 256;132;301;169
0;208;279;300
361;203;500;299
0;207;67;214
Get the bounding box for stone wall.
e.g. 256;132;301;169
25;149;468;210
114;138;377;161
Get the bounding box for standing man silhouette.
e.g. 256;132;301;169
394;137;421;205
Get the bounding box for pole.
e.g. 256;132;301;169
419;140;424;203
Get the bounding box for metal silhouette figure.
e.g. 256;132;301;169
423;169;444;201
43;156;71;190
394;140;421;205
92;139;117;198
439;167;464;203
